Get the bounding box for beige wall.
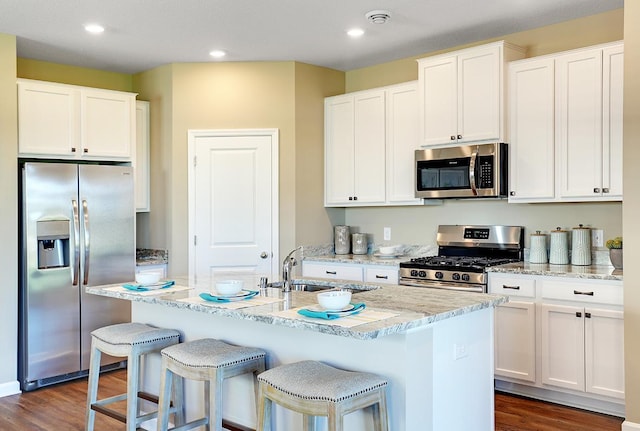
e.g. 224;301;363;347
0;33;18;385
134;62;344;274
623;4;640;425
293;63;345;246
17;58;133;91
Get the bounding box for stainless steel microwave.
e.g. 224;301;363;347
415;143;508;199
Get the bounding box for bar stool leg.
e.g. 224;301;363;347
256;382;271;431
171;369;186;427
85;346;102;431
157;362;172;431
303;414;315;431
126;350;140;431
212;371;224;431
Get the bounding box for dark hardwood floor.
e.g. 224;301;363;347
0;369;625;430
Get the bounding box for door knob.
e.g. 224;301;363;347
260;251;269;259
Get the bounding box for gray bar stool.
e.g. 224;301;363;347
85;322;181;431
256;360;389;431
156;338;267;431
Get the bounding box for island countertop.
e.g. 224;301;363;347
87;275;507;340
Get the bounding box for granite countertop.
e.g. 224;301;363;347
86;274;506;340
487;261;623;281
301;244;438;266
136;248;168;265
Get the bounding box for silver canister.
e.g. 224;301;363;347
352;233;368;255
334;225;351;255
529;231;548;264
571;224;592;266
549;227;569;265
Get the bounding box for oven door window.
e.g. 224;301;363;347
417;157;471;191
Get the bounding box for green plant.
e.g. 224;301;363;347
606;237;623;249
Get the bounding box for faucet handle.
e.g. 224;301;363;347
259;277;268;289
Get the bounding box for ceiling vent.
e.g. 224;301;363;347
366;10;391;24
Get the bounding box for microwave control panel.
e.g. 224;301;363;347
477;156;494;188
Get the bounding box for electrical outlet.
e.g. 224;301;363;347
454;343;468;360
592;229;604;248
383;227;391;241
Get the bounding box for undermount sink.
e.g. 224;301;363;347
291;283;335;292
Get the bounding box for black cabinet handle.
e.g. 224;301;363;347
502;285;520;290
325;271;337;275
573;290;594;296
509;191;516;196
450;135;456;140
457;134;463;140
375;275;389;279
585;312;592;319
353;196;358;201
576;312;582;317
348;196;353;201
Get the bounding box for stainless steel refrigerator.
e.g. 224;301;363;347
19;162;133;391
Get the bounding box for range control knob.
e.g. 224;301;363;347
410;270;419;277
452;273;460;281
435;271;444;279
462;274;470;282
418;270;427;277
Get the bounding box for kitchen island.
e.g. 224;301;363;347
88;275;507;431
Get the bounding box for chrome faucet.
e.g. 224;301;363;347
281;246;302;292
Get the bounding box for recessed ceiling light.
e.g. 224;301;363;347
209;50;226;58
347;28;365;37
84;23;105;34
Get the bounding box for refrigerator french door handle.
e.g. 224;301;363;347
82;200;90;285
72;199;80;286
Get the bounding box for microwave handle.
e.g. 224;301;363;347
469;146;478;195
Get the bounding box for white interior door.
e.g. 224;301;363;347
188;129;279;279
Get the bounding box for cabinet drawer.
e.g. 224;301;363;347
364;266;398;284
302;262;363;281
540;279;622;306
488;275;536;298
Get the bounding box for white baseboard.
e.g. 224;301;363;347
623;420;640;431
0;381;21;398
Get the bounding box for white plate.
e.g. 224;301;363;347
136;281;172;290
210;289;254;299
306;304;356;313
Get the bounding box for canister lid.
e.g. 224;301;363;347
531;230;545;236
551;227;567;233
572;223;590;230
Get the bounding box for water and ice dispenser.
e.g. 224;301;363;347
36;220;70;269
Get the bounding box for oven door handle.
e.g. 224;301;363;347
469;146;478;196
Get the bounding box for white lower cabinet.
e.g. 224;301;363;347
302;261;399;285
489;272;624;410
489;275;536;383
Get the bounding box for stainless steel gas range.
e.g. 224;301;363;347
399;225;524;293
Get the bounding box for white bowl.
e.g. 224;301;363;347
317;290;352;311
135;272;161;285
378;245;399;255
214;279;244;296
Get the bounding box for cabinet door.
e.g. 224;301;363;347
508;58;556;202
457;45;501;143
585;307;624;399
325;95;355;205
419;55;458;146
540;303;585;391
494;301;536;382
135;101;150;212
385;82;422;205
81;89;135;159
18;80;78;157
353;90;386;204
602;45;624;200
556;49;603;200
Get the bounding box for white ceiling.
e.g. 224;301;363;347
0;0;623;75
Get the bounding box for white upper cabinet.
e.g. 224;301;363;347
324;82;424;207
418;41;525;147
508;41;623;203
508;58;556;202
18;79;136;161
135;100;150;212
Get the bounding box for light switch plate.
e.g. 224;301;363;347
383;227;391;241
592;229;604;248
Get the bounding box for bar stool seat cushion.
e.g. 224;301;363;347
161;338;266;369
257;360;387;403
91;322;180;347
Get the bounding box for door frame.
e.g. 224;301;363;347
187;128;280;276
